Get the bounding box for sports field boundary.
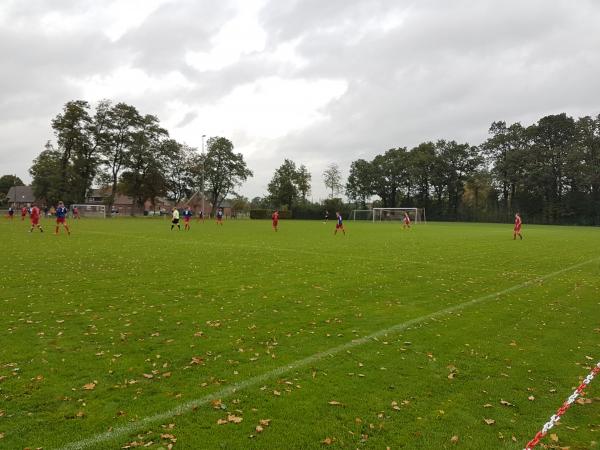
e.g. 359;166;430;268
55;255;600;450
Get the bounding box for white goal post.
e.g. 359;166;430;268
372;207;426;224
351;209;374;221
71;204;106;218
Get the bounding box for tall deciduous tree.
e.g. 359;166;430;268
101;102;142;212
51;100;93;202
29;142;64;205
296;164;312;202
436;140;482;216
576;115;600;223
164;141;198;205
204;137;253;211
345;159;373;207
409;142;436;207
268;159;299;208
370;148;409;207
323;163;343;198
120;115;169;212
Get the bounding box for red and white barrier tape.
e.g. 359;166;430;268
524;361;600;450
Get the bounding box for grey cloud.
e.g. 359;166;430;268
175;111;198;128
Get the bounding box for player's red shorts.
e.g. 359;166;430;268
272;220;278;226
184;217;191;222
56;217;66;224
31;218;39;225
336;223;343;229
514;226;521;232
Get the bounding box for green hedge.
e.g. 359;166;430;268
250;209;292;219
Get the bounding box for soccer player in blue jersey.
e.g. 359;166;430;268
182;205;193;231
334;211;345;235
55;201;71;235
216;207;224;225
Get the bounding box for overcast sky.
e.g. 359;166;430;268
1;0;600;200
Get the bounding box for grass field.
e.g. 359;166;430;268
1;217;599;450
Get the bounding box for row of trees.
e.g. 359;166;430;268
16;102;600;225
259;112;599;225
343;113;600;224
28;100;252;212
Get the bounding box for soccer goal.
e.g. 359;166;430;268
71;204;106;218
351;209;374;220
372;207;426;224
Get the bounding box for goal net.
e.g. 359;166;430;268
71;204;106;218
351;209;374;220
372;207;426;224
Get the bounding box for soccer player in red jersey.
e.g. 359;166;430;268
272;210;279;232
55;201;71;235
334;211;346;235
73;206;80;219
402;211;411;229
21;206;27;221
29;203;44;233
513;212;523;240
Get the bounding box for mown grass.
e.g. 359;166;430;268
0;217;599;449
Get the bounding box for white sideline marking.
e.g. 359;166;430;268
57;256;599;450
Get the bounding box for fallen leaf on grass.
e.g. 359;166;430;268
76;411;85;418
550;433;558;442
142;374;153;379
484;418;496;425
255;425;264;433
259;419;271;426
500;399;514;407
451;435;459;443
273;390;281;396
322;437;333;445
160;433;177;443
83;383;96;390
528;396;535;401
227;414;243;424
190;357;204;365
217;419;228;425
483;403;493;408
328;400;342;406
